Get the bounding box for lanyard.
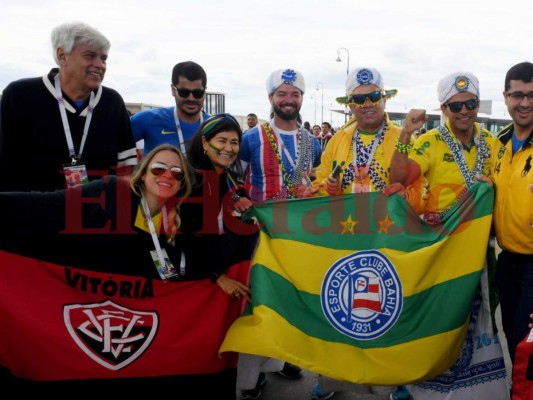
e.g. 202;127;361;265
140;197;186;275
173;107;204;155
351;123;384;180
269;120;300;171
140;197;168;264
54;74;95;163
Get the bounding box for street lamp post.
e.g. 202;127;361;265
316;82;324;124
310;94;317;125
336;47;350;77
336;47;350;122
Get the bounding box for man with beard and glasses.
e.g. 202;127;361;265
236;68;322;400
131;61;209;157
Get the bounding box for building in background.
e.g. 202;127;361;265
126;91;226;116
125;91;267;134
387;100;511;135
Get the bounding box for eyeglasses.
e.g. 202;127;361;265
149;162;184;181
349;91;385;105
444;98;479;113
506;91;533;101
173;86;205;99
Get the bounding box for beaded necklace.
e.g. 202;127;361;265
424;125;489;224
437;124;488;189
341;122;388;191
263;122;312;199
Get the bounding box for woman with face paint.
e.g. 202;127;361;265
184;113;258;293
182;113;260;398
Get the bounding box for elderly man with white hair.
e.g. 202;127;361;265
0;21;138;192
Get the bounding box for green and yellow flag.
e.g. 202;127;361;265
220;182;494;385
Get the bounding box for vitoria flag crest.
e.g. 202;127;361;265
64;300;158;371
220;183;494;385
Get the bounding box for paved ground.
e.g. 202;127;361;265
260;370;394;400
260;305;512;400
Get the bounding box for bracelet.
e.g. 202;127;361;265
231;193;241;202
395;138;413;154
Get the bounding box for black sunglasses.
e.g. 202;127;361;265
349;91;384;105
149;162;184;181
445;98;479;113
173;86;205;99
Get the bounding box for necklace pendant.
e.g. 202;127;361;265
356;165;368;180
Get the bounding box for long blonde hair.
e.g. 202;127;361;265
130;144;193;238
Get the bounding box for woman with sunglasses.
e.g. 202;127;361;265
0;143;192;277
0;143;255;391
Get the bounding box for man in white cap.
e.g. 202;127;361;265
385;75;505;399
240;68;322;201
387;71;495;223
310;67;413;400
313;67;406;197
237;68;322;399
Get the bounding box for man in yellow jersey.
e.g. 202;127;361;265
491;61;533;366
387;71;495;222
311;66;413;400
313;67;407;198
385;72;502;400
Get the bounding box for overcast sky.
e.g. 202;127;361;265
0;0;530;127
